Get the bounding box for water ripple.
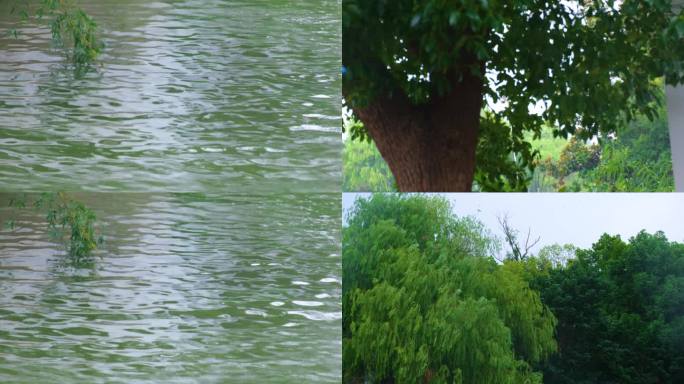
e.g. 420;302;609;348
0;193;341;383
0;0;341;193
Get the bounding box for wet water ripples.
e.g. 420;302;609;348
0;0;341;192
0;193;341;383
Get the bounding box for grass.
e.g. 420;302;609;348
527;127;568;161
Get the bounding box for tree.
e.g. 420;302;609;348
343;0;684;191
498;214;540;261
531;94;675;191
343;195;557;383
529;231;684;383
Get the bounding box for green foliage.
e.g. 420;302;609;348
343;116;534;192
535;244;577;268
556;137;601;177
7;0;102;66
535;136;601;189
6;192;102;261
473;112;534;192
344;98;673;191
343;195;684;382
343;195;557;383
586;108;675;191
343;118;397;191
587;145;674;191
533;104;674;191
528;128;568;162
343;0;684;183
344;113;371;143
528;232;684;383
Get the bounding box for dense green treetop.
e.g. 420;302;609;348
527;231;684;383
343;195;557;383
344;195;684;383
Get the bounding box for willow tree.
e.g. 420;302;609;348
343;0;684;191
343;195;557;383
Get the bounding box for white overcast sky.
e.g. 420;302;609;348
342;193;684;254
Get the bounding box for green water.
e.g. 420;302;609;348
0;0;341;193
0;0;342;382
0;193;341;383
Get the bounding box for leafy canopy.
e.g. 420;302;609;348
343;195;684;383
343;195;557;383
586;102;675;191
343;0;684;182
526;231;684;383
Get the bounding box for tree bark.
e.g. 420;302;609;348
351;72;485;192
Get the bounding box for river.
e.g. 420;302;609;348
0;193;341;383
0;0;341;193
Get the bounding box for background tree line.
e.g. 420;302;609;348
343;195;684;383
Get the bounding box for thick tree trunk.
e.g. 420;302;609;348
352;72;484;192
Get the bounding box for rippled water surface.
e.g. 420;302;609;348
0;0;341;192
0;193;341;383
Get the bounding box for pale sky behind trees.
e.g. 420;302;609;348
343;193;684;255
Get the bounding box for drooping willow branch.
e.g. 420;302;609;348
5;192;103;261
6;0;103;66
